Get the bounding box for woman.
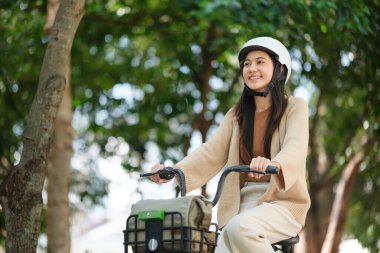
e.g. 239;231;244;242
151;37;310;253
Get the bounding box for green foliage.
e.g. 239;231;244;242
0;0;46;166
292;0;380;250
71;0;310;171
1;0;379;251
348;143;380;253
0;211;4;248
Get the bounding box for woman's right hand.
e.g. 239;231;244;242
150;163;173;184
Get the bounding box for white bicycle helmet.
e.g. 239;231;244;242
238;36;292;84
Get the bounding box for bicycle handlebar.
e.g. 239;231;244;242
140;165;279;205
212;165;278;206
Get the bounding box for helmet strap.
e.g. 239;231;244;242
243;83;273;97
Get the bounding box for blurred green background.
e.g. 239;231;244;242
0;0;379;252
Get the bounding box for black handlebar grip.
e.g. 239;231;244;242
265;165;280;174
158;168;176;180
139;167;176;180
139;167;186;196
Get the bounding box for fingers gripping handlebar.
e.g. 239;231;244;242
140;165;279;206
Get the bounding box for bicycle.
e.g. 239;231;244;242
123;165;299;253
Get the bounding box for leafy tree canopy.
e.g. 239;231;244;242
1;0;379;251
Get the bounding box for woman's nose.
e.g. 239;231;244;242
247;64;257;72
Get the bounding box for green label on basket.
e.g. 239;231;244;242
138;210;165;220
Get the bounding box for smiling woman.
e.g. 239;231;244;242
149;37;311;253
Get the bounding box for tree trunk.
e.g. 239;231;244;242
303;90;373;253
47;84;73;253
321;153;363;253
304;181;335;253
0;1;84;252
303;93;336;253
44;1;73;252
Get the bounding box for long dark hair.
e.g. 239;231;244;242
234;56;288;160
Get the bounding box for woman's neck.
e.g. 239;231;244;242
254;94;272;112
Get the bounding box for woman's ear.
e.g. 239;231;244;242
275;64;284;79
279;64;287;80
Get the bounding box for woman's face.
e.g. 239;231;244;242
242;50;274;92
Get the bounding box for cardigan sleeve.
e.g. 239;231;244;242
272;97;309;192
175;108;235;193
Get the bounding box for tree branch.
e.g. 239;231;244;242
308;92;323;187
321;137;375;253
322;98;370;181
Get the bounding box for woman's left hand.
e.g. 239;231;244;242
248;156;280;179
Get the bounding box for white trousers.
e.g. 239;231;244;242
215;182;302;253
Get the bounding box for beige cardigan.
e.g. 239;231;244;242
176;97;311;228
